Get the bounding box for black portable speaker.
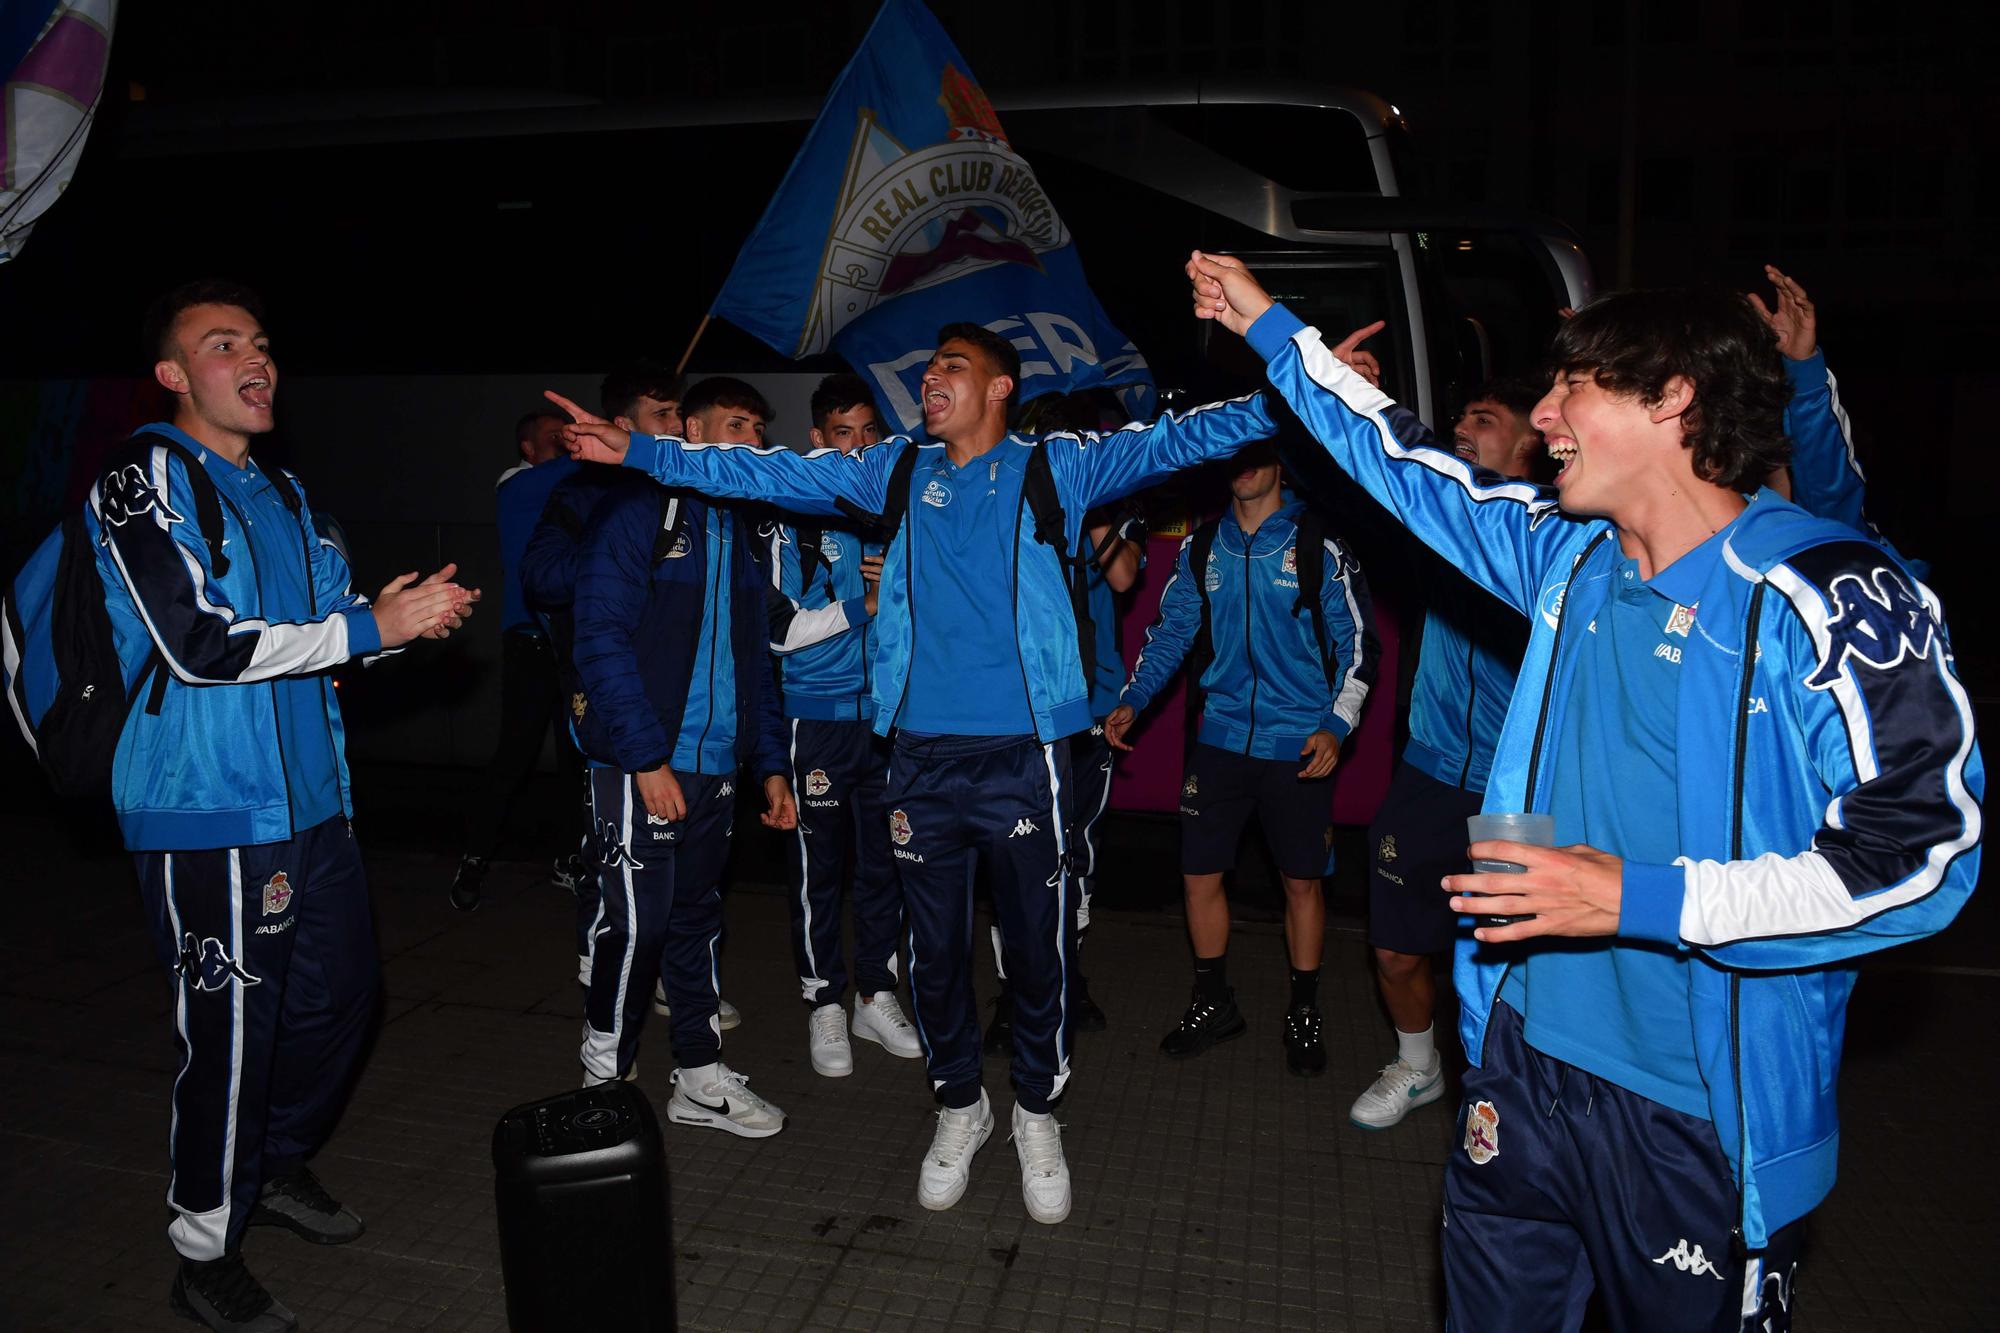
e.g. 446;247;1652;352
492;1083;675;1332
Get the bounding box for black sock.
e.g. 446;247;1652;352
1193;953;1228;1003
1289;967;1320;1010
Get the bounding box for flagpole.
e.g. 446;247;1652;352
674;314;712;377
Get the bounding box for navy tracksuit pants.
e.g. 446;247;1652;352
786;717;901;1007
134;815;379;1262
1443;1002;1802;1332
889;733;1075;1115
582;767;732;1081
1067;722;1115;937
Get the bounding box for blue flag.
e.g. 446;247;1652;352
709;0;1155;430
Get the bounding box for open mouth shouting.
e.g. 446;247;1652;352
1546;434;1578;481
238;374;273;411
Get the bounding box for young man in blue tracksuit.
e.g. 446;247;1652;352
450;407;583;910
1106;440;1375;1077
760;373;925;1077
1191;253;1981;1330
96;281;477;1332
569;377;798;1138
554;324;1276;1226
1348;377;1541;1130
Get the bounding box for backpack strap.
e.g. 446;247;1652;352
1286;508;1350;693
793;522;826;589
1182;517;1221;728
834;440;920;544
1020;443;1100;694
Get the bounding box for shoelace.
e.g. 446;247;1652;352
871;995;914;1031
1374;1060;1430;1090
267;1166;340;1216
1014;1116;1065;1178
1179;1001;1219;1030
188;1255;274;1320
811;1007;847;1044
711;1065;774;1114
930;1107;983;1165
1288;1010;1322;1046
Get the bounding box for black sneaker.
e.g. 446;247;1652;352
551;852;590;894
169;1254;298;1332
983;989;1014;1055
1160;988;1246;1058
449;854;486;912
1072;972;1107;1032
1284;1003;1326;1077
249;1166;365;1245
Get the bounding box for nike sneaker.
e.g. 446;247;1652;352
1348;1052;1446;1130
667;1063;785;1138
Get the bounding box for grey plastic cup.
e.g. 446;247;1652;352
1465;812;1556;925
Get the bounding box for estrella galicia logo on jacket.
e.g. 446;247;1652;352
821;535;844;563
1537;580;1568;631
661;530;692;559
177;934;260;991
1203;560;1221;594
1804;567;1939;690
921;479;952;508
599;819;647;868
98;463;185;530
1464;1099;1500;1164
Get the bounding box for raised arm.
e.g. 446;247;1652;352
549;389;898;520
1046;393;1278;514
1188;252;1578;615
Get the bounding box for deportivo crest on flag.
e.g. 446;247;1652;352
261;872;293;916
1464;1100;1500;1165
708;0;1156;430
890;809;913;845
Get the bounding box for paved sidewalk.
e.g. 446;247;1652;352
0;838;1993;1331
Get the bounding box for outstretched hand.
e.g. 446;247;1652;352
545;390;632;464
1328;320;1386;388
1746;264;1817;361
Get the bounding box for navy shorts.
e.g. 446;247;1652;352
1444;1002;1802;1331
1179;742;1333;879
1367;760;1484;955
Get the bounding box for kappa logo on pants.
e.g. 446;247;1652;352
599;818;648;868
1009;818;1039;838
177;933;261;992
1651;1238;1724;1280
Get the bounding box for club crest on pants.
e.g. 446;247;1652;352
1183;773;1198;799
890;809;913;845
1464;1100;1500;1164
805;768;831;797
261;872;293;916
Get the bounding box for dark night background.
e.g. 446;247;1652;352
4;0;1994;685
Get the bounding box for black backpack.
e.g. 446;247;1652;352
2;432;298;798
1181;507;1343;723
841;440;1104;690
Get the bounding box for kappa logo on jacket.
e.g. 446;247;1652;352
98;463;185;530
1805;566;1939;690
177;934;261;992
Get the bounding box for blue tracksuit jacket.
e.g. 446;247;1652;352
89;424;382;851
1120;497;1374;759
1249;302;1982;1247
618;395;1277;744
494;455;578;632
759;518;878;722
568;476;786;780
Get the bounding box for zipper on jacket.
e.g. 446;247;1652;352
1726;581;1766;1260
1240;526;1261;752
693;513;722;769
1008;482;1037;732
1521;531;1612;804
1458;633;1478;789
887;462;917;731
215;477;301;838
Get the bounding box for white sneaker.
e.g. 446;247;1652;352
1348;1053;1446;1130
653;980;742;1030
808;1003;853;1077
852;993;923;1058
916;1091;993;1211
1012;1102;1072;1224
667;1062;785;1138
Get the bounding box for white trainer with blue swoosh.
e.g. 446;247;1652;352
1348;1051;1446;1130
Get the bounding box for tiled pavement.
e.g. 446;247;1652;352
1;821;1995;1331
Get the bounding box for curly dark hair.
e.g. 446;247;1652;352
1549;288;1791;490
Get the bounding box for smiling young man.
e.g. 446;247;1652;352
97;280;477;1333
1188;253;1980;1330
553;324;1276;1226
1106;441;1374;1078
567;376;796;1136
